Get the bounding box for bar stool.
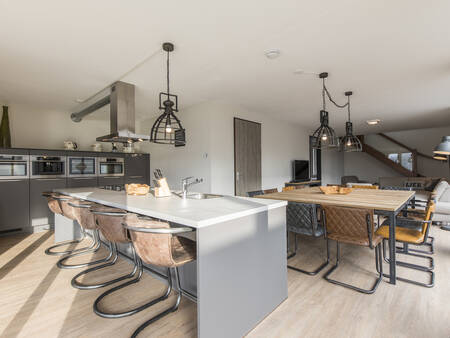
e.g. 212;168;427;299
71;206;139;291
122;215;196;338
56;200;114;269
43;192;93;256
91;213;175;320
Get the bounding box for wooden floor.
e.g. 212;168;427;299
1;227;449;338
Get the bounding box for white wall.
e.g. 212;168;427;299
142;100;310;195
208;101;310;195
4;103;110;151
321;149;344;185
344;125;450;182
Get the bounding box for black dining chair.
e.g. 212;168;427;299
287;202;329;275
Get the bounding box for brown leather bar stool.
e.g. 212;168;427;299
71;205;139;291
122;215;196;338
90;211;174;319
56;200;116;269
43;192;92;256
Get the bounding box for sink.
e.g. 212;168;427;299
175;192;223;199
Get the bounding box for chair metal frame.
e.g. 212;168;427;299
44;196;96;256
120;222;196;337
56;204;117;269
322;209;383;294
380;217;435;288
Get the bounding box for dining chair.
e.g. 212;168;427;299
287;202;329;275
352;185;379;190
322;205;383;294
264;188;278;194
247;190;264;197
376;201;435;287
282;186;295;192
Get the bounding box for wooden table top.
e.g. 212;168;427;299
257;187;415;212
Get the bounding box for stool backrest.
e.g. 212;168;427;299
124;215;195;268
69;202;97;230
46;195;63;215
322;205;376;248
91;206;128;243
59;198;78;220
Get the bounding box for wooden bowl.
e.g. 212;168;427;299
125;184;150;196
319;186;353;195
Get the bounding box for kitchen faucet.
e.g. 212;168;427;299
181;176;203;198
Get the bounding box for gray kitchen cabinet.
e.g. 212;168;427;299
30;178;66;227
125;154;150;184
67;177;98;188
98;176;125;186
0;179;30;232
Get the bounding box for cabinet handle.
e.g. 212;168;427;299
103;176;121;179
36;178;64;181
0;179;23;182
129;175;143;178
73;177;95;180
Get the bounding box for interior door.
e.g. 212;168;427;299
234;118;262;196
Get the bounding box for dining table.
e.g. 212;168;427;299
257;186;415;285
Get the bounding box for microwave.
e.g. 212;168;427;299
67;156;97;177
98;157;124;177
0;154;29;180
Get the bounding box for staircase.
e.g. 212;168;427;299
359;134;426;177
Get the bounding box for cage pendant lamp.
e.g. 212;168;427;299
340;91;362;152
311;73;339;149
150;42;185;145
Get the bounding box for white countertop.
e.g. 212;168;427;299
54;188;287;228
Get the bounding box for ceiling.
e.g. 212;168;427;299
1;0;449;135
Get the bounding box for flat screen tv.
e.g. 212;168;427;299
293;160;309;181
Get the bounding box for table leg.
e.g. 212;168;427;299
388;212;397;284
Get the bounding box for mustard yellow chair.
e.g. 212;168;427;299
352;185;379;190
282;186;295;192
376;201;435;287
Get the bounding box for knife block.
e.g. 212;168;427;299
154;177;172;197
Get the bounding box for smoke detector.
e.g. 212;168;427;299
265;49;281;59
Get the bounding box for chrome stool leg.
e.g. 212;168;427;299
45;231;89;256
131;267;183;338
72;243;139;290
93;254;172;319
56;230;114;269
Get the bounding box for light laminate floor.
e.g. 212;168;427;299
1;227;449;338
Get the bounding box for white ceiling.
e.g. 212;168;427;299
1;0;449;135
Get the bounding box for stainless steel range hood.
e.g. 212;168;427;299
71;81;149;143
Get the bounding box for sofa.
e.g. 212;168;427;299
432;180;450;223
378;177;442;202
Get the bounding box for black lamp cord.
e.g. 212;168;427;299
321;77;349;110
166;50;170;96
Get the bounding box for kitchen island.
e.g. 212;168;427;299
54;188;288;338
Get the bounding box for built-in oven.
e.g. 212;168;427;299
0;154;29;179
98;157;124;177
68;156;97;177
31;155;66;178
